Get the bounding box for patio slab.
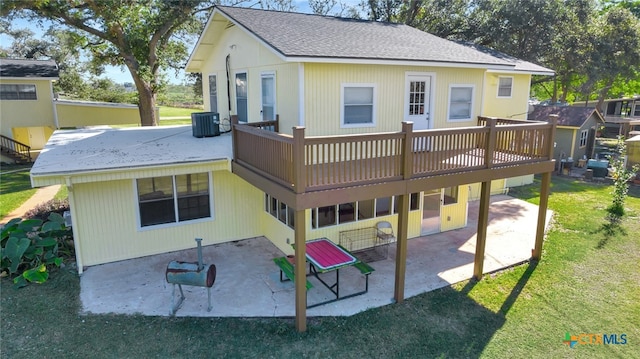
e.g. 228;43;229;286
79;195;552;318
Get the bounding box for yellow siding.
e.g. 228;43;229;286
482;73;531;119
303;63;485;136
0;78;55;138
70;170;262;267
440;186;469;231
56;102;154;127
260;211;295;255
505;175;534;188
12;126;54;149
199;24;300;133
467;180;506;201
32;160;229;187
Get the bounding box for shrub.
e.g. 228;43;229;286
606;136;640;220
24;198;69;221
1;213;74;288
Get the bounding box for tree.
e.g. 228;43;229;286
397;0;471;39
589;6;640;110
2;0;217;126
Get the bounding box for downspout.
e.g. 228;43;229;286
50;81;59;129
569;129;577;159
65;176;84;274
226;54;232;121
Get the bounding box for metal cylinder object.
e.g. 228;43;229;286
166;261;216;288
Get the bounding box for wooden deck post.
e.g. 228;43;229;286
394;122;413;303
394;193;410;303
294;208;307;332
230;115;239;161
473;180;491;279
532;171;551;260
292;126;306;194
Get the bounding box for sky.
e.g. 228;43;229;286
2;1;352;85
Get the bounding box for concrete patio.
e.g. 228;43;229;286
79;195;552;318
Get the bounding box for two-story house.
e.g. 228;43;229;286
31;6;556;331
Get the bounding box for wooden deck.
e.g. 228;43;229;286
231;116;556;204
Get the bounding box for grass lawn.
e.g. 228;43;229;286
158;106;200;119
0;164;36;218
1;176;638;358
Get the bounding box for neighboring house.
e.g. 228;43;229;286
572;96;640;138
529;105;604;162
0;58;156;163
31;7;557;332
0;58;59;163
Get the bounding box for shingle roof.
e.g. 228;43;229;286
457;42;554;74
528;105;603;128
211;6;551;71
0;58;59;78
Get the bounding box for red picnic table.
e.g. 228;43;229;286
303;238;374;308
274;238;375;308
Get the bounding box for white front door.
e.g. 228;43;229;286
405;74;432;131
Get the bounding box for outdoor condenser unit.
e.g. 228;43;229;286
191;112;220;138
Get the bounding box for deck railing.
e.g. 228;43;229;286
232;116;557;193
0;134;32;163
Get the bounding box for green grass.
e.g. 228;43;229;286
158;106;201;119
1;176;639;358
0;164;36;219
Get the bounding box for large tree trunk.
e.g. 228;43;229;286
137;85;158;126
595;78;615;114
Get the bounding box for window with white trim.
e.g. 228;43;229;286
311;194;419;229
448;85;474;121
264;194;294;229
0;84;37;100
137;173;212;227
341;84;375;127
579;130;588;148
497;77;513;98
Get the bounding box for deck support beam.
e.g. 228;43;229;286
294;209;307;332
394;193;410;303
532;171;551;260
473;180;491;279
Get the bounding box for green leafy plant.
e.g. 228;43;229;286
1;213;73;288
606;136;640;220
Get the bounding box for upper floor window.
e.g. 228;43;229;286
497;77;513;98
448;85;474;121
341;84;376;127
136;173;212;228
0;84;37;100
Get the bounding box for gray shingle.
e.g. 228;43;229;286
217;6;523;68
0;58;59;78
